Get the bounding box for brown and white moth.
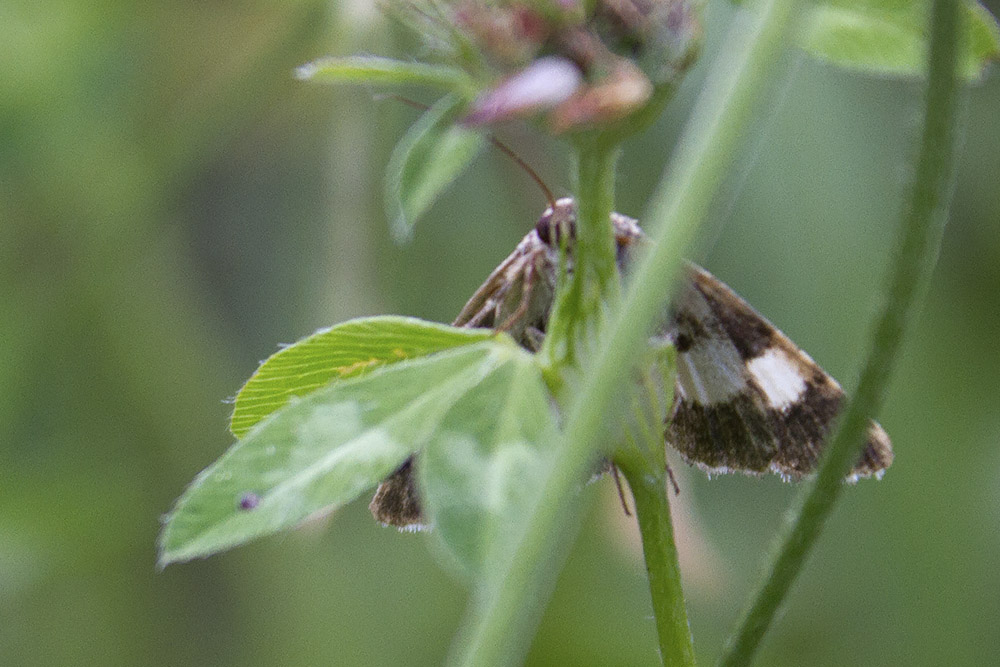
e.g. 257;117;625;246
370;198;893;527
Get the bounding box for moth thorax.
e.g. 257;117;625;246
535;197;577;247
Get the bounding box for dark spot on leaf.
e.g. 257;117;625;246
238;492;260;511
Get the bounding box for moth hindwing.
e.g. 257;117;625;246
369;198;892;527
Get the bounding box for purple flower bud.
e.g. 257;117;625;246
464;56;583;125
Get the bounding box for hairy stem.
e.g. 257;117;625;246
618;457;696;667
542;139;621;370
718;1;962;664
448;0;804;663
449;140;620;667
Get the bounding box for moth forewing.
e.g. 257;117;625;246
666;264;893;481
451;230;558;350
369;458;425;530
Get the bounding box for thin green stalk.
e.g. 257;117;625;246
573;138;623;297
618;458;696;667
718;1;962;664
542;139;621;370
449;1;803;664
615;352;693;666
449;140;620;667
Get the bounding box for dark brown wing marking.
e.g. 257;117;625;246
667;264;893;481
369;457;425;529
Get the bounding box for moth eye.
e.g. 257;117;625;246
673;333;694;353
535;212;555;245
238;492;260;511
534;214;576;247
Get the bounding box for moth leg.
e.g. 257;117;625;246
463;297;500;329
610;464;633;517
665;463;680;496
452;242;530;327
523;326;546;352
496;254;538;334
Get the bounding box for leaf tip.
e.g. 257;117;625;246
390;214;417;244
155;551;174;571
294;60;320;81
155;528;178;571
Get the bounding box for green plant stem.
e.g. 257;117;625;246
449;138;620;667
542;139;621;370
618;459;696;667
573;139;623;299
718;2;962;665
449;1;804;664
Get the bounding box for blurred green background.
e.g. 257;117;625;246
3;2;999;665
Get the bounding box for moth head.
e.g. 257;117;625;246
534;198;644;268
534;197;578;247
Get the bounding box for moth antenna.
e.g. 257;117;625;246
377;95;557;210
486;136;556;211
398;1;459;40
374;93;430;112
610;465;633;517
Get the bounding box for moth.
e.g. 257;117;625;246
370;198;893;527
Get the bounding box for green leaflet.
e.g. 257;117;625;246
295;55;473;92
419;350;559;577
158;341;524;567
386;94;485;241
799;0;1000;79
229;316;496;438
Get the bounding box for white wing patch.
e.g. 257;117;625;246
746;348;807;410
675;340;747;405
